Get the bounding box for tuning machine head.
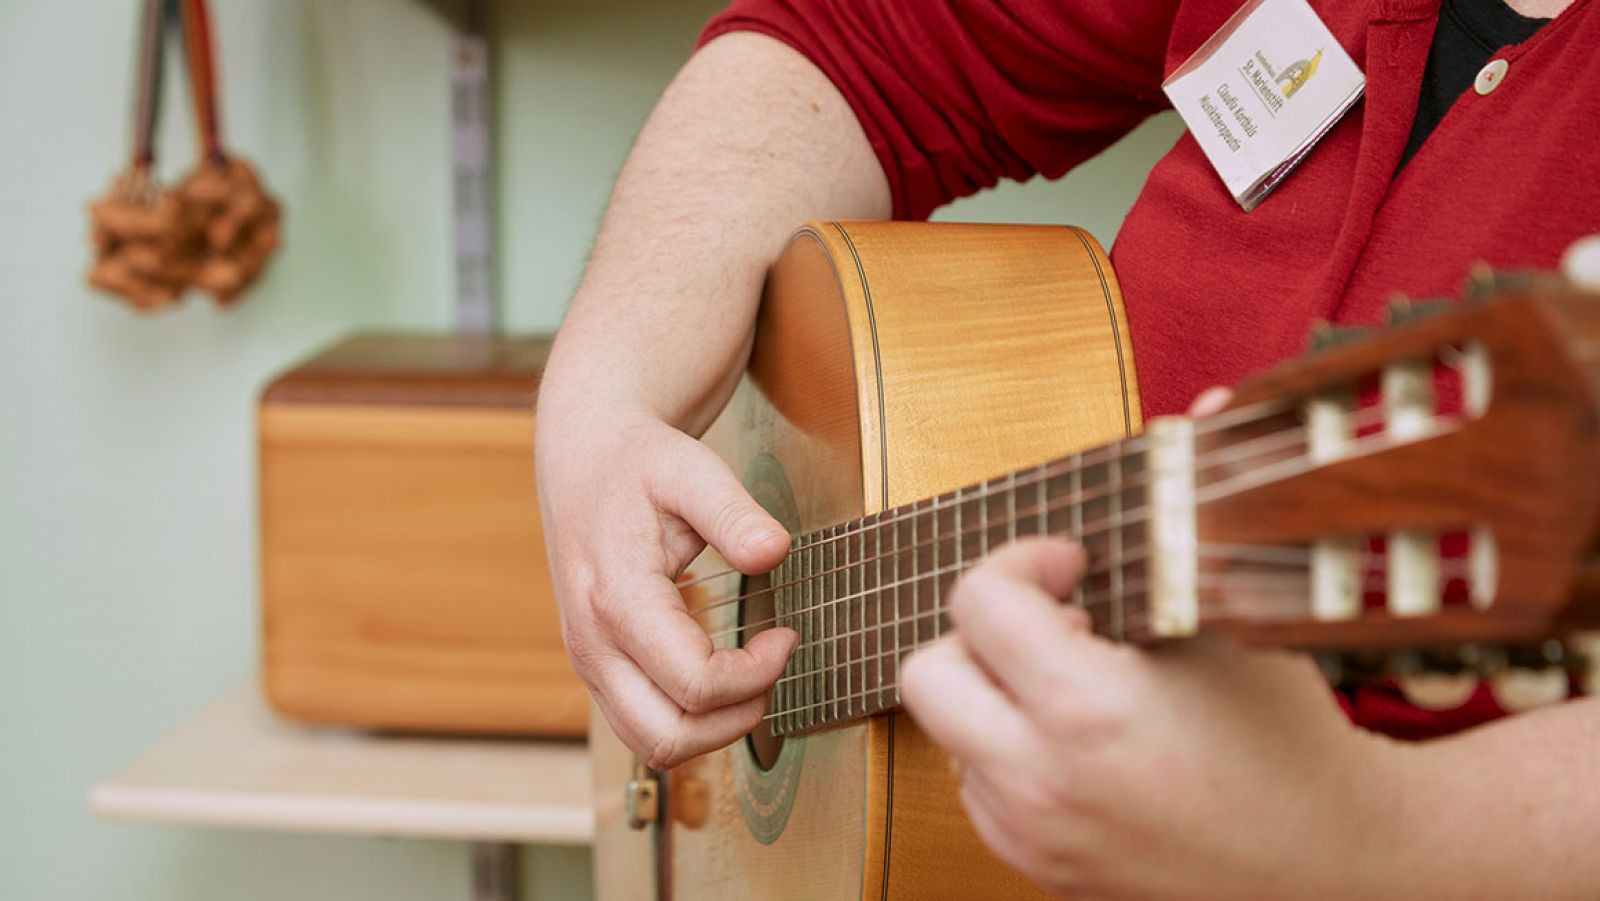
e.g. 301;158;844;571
1307;320;1373;353
1382;292;1457;327
1463;263;1541;303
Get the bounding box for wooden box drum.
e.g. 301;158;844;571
259;333;586;736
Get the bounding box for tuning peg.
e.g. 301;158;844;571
1383;293;1455;327
1488;668;1569;713
1307;320;1373;353
1398;673;1480;711
1462;263;1538;303
1563;235;1600;291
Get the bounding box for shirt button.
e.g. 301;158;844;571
1474;58;1509;95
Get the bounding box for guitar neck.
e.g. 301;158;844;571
766;435;1158;737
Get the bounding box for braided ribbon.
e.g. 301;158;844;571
88;0;281;312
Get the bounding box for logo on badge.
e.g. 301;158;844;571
1275;48;1323;99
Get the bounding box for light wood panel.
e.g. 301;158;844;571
817;221;1140;509
91;686;592;843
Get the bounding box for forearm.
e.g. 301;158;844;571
1384;697;1600;898
538;32;889;438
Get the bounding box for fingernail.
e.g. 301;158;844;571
740;528;783;552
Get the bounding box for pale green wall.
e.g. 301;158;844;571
0;1;1180;899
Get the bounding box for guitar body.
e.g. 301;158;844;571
593;221;1143;899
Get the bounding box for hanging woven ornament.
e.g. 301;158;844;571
171;0;281;306
87;0;203;312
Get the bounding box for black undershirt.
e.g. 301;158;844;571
1398;0;1549;169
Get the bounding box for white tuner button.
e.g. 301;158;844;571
1489;668;1569;713
1398;674;1479;711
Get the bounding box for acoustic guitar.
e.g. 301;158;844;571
591;221;1600;900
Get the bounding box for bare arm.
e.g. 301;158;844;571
1382;697;1600;898
535;33;889;768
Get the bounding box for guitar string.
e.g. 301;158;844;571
704;506;1156;642
763;564;1479;728
675;394;1303;592
697;404;1412;639
763;594;1292;727
687;401;1376;626
717;540;1434;644
1195;418;1456;507
693;471;1160;624
765;554;1473;677
754;405;1473;714
705;545;1154;642
709;536;1441;645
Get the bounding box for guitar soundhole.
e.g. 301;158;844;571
739;570;786;771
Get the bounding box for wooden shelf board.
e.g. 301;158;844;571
90;685;593;845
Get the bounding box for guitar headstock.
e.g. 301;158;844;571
1154;273;1600;660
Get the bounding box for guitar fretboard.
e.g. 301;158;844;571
767;442;1153;737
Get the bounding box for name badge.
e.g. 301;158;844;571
1163;0;1365;211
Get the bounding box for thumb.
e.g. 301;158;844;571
654;437;791;574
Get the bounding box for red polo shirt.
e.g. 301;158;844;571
700;0;1600;738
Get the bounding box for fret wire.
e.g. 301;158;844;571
1110;454;1124;642
844;524;852;717
780;544;793;732
1006;472;1018;543
845;520;856;718
792;534;806;732
772;549;785;731
940;489;953;646
1035;462;1047;537
778;543;789;733
877;517;888;712
857;521;870;720
1071;452;1085;608
812;528;825;732
832;524;844;723
844;521;857;720
966;480;979;563
843;520;853;719
818;526;830;728
796;538;807;733
824;524;834;723
777;541;789;733
907;498;920;707
972;484;983;561
889;505;902;707
929;499;944;670
800;528;812;732
803;528;816;730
